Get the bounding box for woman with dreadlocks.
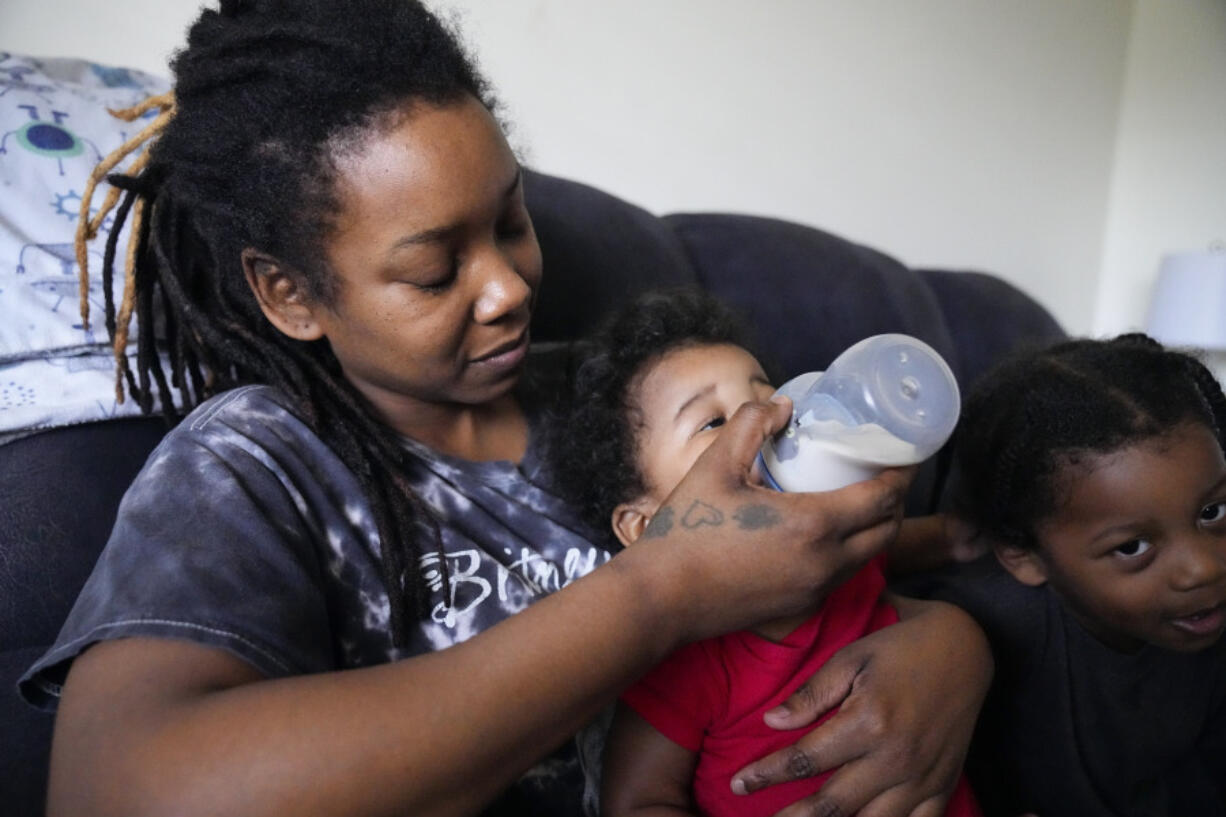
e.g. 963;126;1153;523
21;2;993;815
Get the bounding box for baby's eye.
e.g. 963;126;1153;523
1200;501;1226;524
700;416;726;432
1113;539;1153;558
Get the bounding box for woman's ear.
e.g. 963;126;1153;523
241;248;326;341
611;498;659;549
994;543;1048;586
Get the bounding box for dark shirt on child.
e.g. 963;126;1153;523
925;556;1226;817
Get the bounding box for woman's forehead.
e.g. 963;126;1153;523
324;97;516;241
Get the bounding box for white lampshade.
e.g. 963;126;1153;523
1146;250;1226;350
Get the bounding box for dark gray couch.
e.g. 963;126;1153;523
0;168;1065;816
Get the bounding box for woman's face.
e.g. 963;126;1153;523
310;95;542;432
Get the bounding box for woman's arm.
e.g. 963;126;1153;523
600;702;699;817
730;597;993;817
48;399;913;817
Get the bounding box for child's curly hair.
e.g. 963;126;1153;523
550;288;764;540
946;333;1226;551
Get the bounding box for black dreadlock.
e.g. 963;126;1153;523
76;0;497;644
946;332;1226;551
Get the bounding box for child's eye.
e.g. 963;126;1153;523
700;416;726;432
1113;539;1153;558
1200;501;1226;524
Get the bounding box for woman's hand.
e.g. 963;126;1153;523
729;598;992;817
629;397;915;645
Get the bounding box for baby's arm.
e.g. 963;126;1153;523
601;701;699;817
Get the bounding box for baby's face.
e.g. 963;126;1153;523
1033;421;1226;652
631;342;775;508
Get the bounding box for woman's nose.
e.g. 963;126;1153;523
1170;535;1226;592
473;246;533;324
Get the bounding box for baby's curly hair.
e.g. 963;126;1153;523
946;333;1226;551
550;288;763;540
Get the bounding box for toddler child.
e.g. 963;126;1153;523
550;288;980;817
932;333;1226;817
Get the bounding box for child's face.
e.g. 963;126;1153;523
1030;421;1226;652
631;343;775;509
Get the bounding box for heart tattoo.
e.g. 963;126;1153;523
682;500;725;529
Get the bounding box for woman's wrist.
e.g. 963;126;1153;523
601;541;698;658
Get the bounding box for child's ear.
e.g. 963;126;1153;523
611;498;659;549
241;248;325;342
994;543;1048;586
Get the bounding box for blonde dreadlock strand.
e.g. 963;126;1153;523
74;91;175;335
111;194;147;402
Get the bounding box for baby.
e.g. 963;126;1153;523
932;333;1226;816
550;288;980;817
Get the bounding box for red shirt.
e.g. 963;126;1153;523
620;556;980;817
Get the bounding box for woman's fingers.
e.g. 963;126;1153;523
691;397;791;485
759;645;863;730
731;652;873;794
647;402;916;641
730;602;992;816
768;774;949;817
788;465;912;539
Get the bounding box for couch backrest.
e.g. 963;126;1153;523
525;171;1064;389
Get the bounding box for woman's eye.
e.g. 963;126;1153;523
412;264;458;293
700;416;726;432
1200;501;1226;524
1113;539;1153;558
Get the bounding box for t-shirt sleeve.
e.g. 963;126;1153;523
19;388;352;708
619;639;725;753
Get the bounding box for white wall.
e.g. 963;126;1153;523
1095;0;1226;336
3;1;1217;337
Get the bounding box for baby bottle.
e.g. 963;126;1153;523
758;334;960;493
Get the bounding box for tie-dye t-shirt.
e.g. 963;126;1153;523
20;356;615;816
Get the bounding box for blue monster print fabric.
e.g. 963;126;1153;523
0;54;172;441
20;359;616;815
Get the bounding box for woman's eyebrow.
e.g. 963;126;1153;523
392;224;456;249
389;167;524;251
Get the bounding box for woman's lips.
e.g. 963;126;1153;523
471;330;529;371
